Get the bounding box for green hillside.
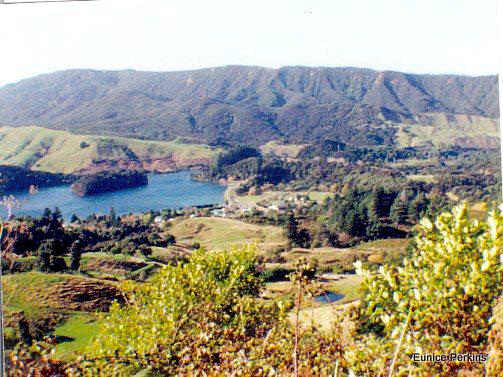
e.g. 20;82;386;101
0;67;498;146
395;112;500;148
0;126;219;174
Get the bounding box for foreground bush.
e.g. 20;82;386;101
70;245;348;376
78;245;280;375
7;203;502;376
354;202;502;375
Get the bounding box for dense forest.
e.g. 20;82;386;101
0;166;75;196
71;171;148;196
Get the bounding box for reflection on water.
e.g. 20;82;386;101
3;171;226;220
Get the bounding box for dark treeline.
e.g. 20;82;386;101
0;165;76;196
1;207;177;274
71;170;148;196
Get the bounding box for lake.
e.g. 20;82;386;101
2;171;226;220
315;291;345;303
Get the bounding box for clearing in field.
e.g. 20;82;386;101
259;141;305;158
169;217;287;252
229;189;334;207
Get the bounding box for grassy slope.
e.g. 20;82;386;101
52;313;102;361
7;252;155;280
395;113;500;148
259;141;305;158
1;271;120;313
0;125;218;173
169;217;287;252
275;238;410;271
2;270;123;357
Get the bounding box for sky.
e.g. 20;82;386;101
0;0;500;87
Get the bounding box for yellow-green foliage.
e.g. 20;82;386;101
0;126;218;173
487;296;503;376
84;246;266;373
7;205;502;376
355;202;502;374
72;245;349;376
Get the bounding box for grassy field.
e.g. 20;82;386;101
1;270;122;356
169;217;287;252
352;238;410;253
52;313;102;361
259;141;305;158
2;272;69;313
407;174;436;183
267;238;411;275
265;274;362;305
1;271;120;313
395;113;500;148
0;125;218;173
230;190;334;207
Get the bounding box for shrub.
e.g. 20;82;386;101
164;234;175;245
355;202;502;374
138;244;152;257
49;256;67;272
261;266;293;282
487;295;503;375
85;245;266;373
7;342;67;377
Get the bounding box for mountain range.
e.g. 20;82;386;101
0;66;499;147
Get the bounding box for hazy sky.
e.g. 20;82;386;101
0;0;500;87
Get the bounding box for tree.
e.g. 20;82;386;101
70;240;82;271
42;208;52;222
296;228;311;249
37;239;67;272
310;221;332;248
365;211;382;239
50;256;67;272
285;212;298;248
165;234;175;245
18;317;33;346
408;192;428;222
37;244;51;272
138;245;152;257
369;187;396;218
389;196;408;224
109;206;118;227
330;189;371;237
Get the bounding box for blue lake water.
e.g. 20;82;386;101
2;171;226;220
315;291;345;303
